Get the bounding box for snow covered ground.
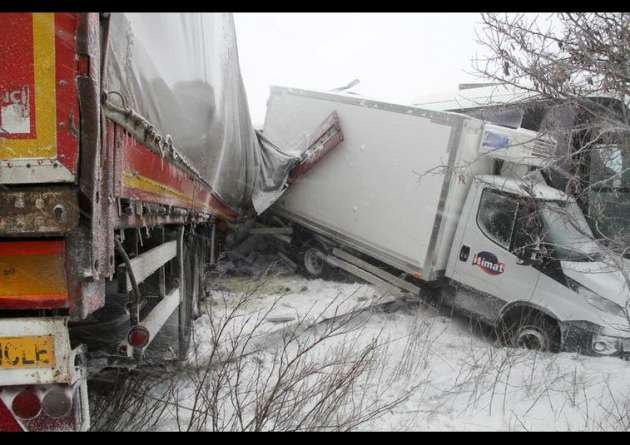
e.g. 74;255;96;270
91;237;630;431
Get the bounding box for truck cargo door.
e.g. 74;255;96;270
0;13;79;184
448;186;540;323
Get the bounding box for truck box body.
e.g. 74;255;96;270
264;87;492;281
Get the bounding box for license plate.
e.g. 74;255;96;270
0;336;55;369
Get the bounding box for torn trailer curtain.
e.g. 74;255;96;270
102;12;299;216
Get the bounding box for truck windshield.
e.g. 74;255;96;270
539;200;602;262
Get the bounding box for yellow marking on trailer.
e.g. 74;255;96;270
122;170;195;205
0;13;57;159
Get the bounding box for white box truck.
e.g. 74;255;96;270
261;86;630;357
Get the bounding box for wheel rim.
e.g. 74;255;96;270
304;247;324;276
515;327;548;351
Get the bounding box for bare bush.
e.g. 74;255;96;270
89;366;181;431
89;267;428;431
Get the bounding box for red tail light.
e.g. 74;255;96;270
128;326;150;348
11;389;41;420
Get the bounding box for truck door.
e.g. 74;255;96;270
448;186;541;323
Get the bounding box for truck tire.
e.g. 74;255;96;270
499;309;560;353
299;240;331;279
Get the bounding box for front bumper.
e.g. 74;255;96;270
561;320;630;358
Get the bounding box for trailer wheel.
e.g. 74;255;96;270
499;309;560;353
299;240;330;279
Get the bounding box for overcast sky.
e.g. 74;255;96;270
234;13;486;127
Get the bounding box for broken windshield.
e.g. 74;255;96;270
540;200;602;262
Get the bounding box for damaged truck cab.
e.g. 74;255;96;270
446;175;630;355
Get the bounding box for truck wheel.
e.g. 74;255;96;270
299;241;330;279
499;310;560;353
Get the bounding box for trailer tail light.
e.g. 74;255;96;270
0;241;69;309
0;384;79;431
128;326;150;348
42;387;72;418
11;388;41;420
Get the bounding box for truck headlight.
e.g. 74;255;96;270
591;334;621;355
564;320;628;356
566;277;626;318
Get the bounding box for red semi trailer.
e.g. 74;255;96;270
0;12;341;431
